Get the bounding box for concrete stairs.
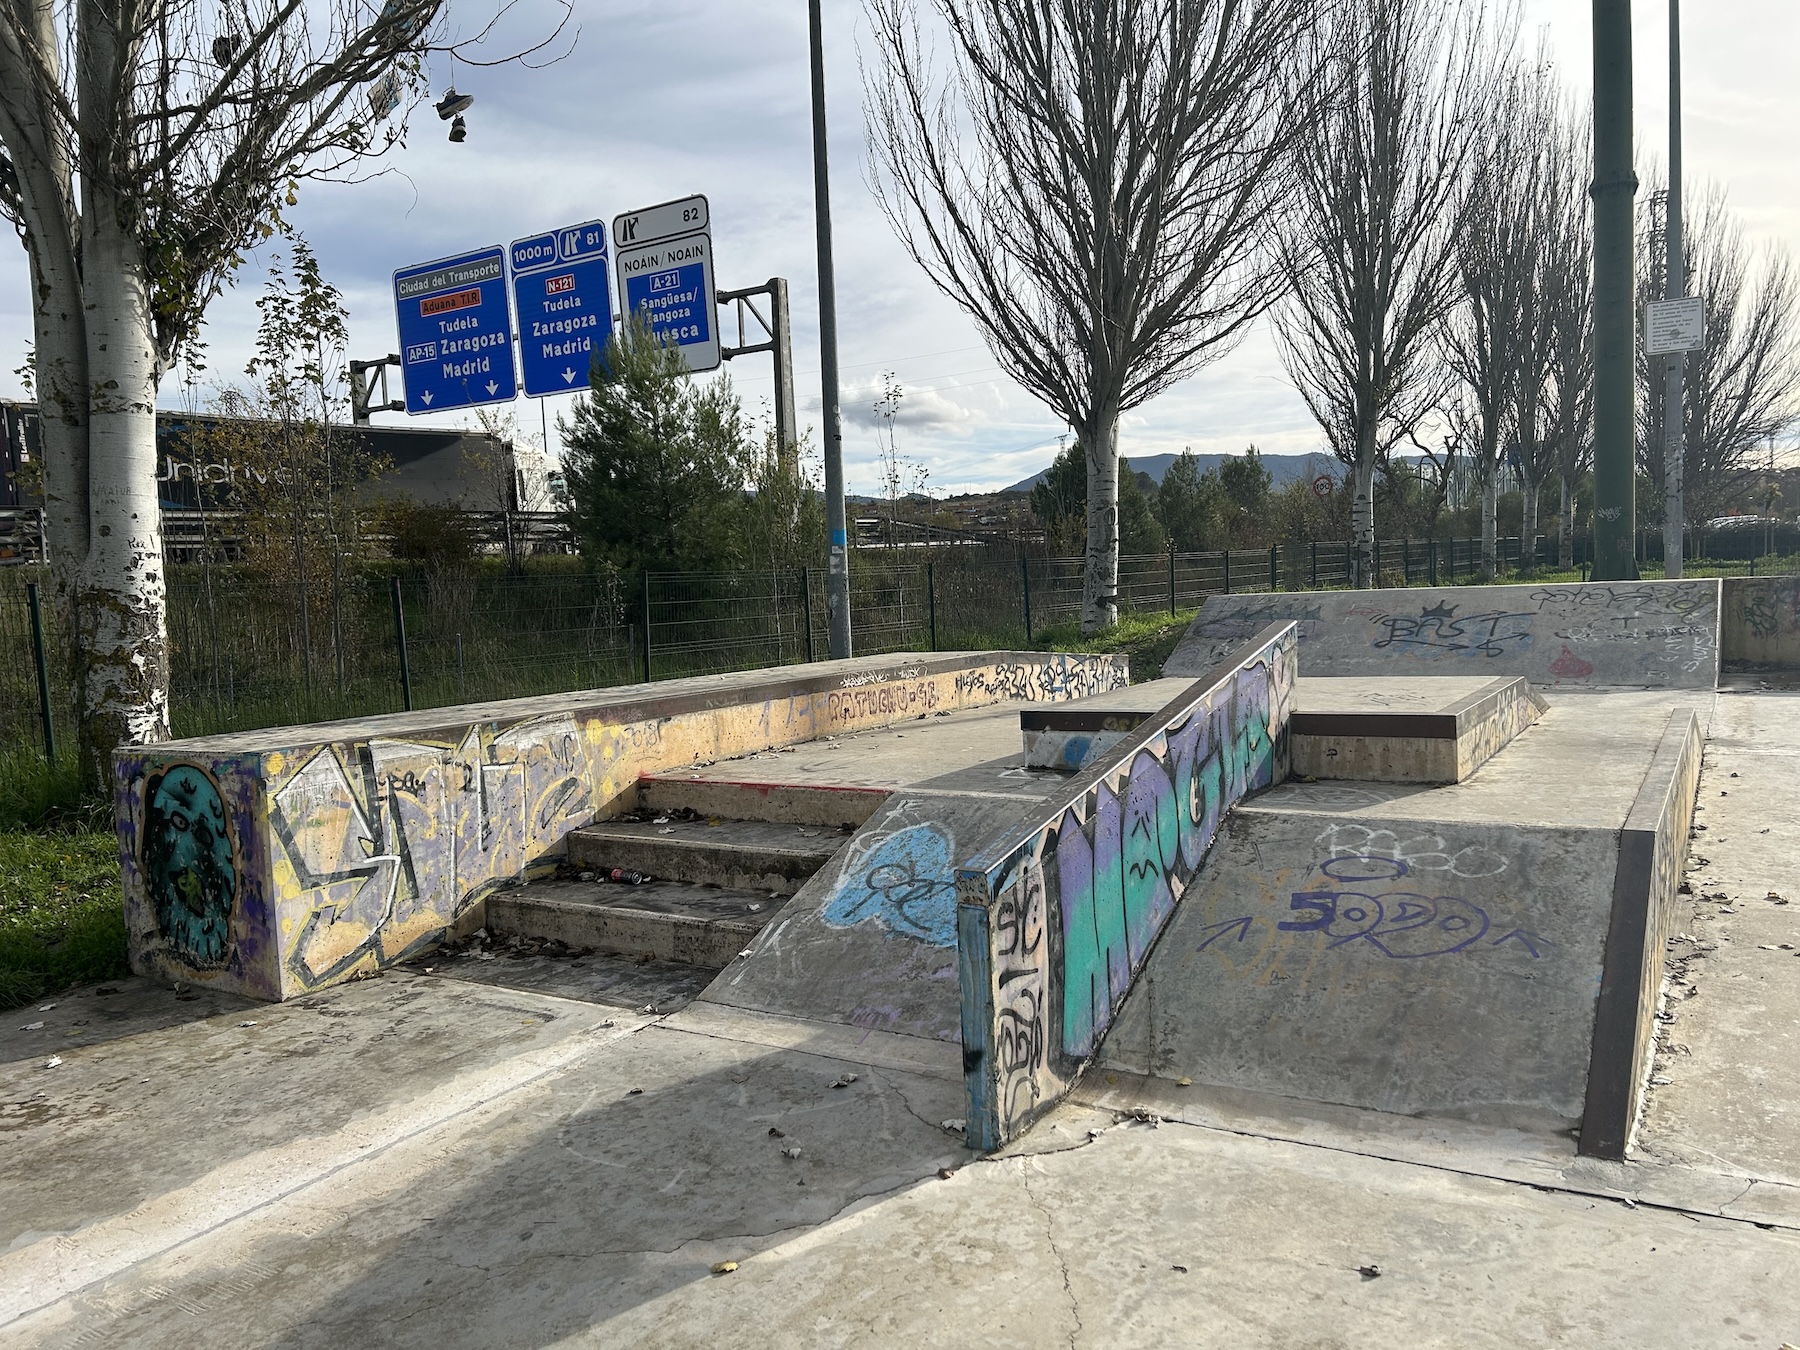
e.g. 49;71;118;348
484;776;878;968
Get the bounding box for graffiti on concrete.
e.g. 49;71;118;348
1313;822;1509;879
826;681;940;724
1371;602;1536;659
821;821;959;947
141;763;239;968
952;653;1126;705
1190;828;1547;963
959;623;1296;1146
268;713;601;990
120;651;1128;999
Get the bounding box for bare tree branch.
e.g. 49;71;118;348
864;0;1328;631
1274;0;1516;585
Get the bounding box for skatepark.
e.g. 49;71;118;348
4;577;1800;1345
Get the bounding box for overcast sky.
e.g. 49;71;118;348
1;0;1795;496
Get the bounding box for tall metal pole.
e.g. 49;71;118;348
769;277;799;478
1591;0;1639;580
808;0;852;658
1661;0;1686;578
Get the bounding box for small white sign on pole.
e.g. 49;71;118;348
1644;296;1705;355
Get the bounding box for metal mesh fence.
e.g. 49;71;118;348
6;535;1798;746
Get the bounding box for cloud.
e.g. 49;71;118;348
839;377;986;434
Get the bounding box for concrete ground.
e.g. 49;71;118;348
4;692;1799;1348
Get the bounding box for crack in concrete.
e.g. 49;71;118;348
1020;1167;1083;1350
1086;1104;1800;1236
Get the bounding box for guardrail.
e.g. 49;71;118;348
953;621;1298;1150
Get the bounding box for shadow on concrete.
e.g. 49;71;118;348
422;946;716;1012
0;975;258;1066
245;1026;969;1349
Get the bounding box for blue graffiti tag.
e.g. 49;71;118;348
821;822;959;947
142;763;239;967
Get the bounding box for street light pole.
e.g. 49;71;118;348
1591;0;1639;580
1662;0;1686;578
808;0;852;659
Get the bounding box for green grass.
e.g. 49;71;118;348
0;825;127;1011
0;747;127;1010
1034;607;1202;683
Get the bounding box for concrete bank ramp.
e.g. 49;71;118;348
1099;692;1707;1148
697;790;1064;1044
1165;579;1721;689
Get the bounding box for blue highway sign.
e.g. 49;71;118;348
614;195;719;373
392;246;517;413
511;220;614;397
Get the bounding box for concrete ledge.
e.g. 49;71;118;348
1581;707;1706;1159
956;623;1296;1151
1166;580;1722;689
114;650;1127;1003
1290;676;1544;784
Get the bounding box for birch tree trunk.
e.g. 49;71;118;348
1081;412;1120;632
75;195;171;775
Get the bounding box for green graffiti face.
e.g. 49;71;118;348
142;764;238;968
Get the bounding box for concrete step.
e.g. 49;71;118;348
567;817;847;893
485;877;786;968
637;774;889;829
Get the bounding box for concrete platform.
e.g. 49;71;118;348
1166;580;1722;689
1291;675;1544;783
113;650;1126;1003
1026;674;1544;782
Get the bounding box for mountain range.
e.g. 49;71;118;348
1003;450;1341;494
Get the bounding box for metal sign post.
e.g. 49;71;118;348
1591;0;1639;580
511;220;614;397
613;195;720;373
716;277;798;472
392;246;518;413
349;354;404;425
1661;0;1687;578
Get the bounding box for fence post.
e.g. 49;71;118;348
390;576;413;712
927;561;938;651
1402;539;1411;585
1269;544;1279;592
1222;551;1231;594
1430;538;1439;586
1310;540;1318;589
1021;556;1033;641
26;581;56;763
640;570;653;683
802;569;816;663
1168;545;1177;616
